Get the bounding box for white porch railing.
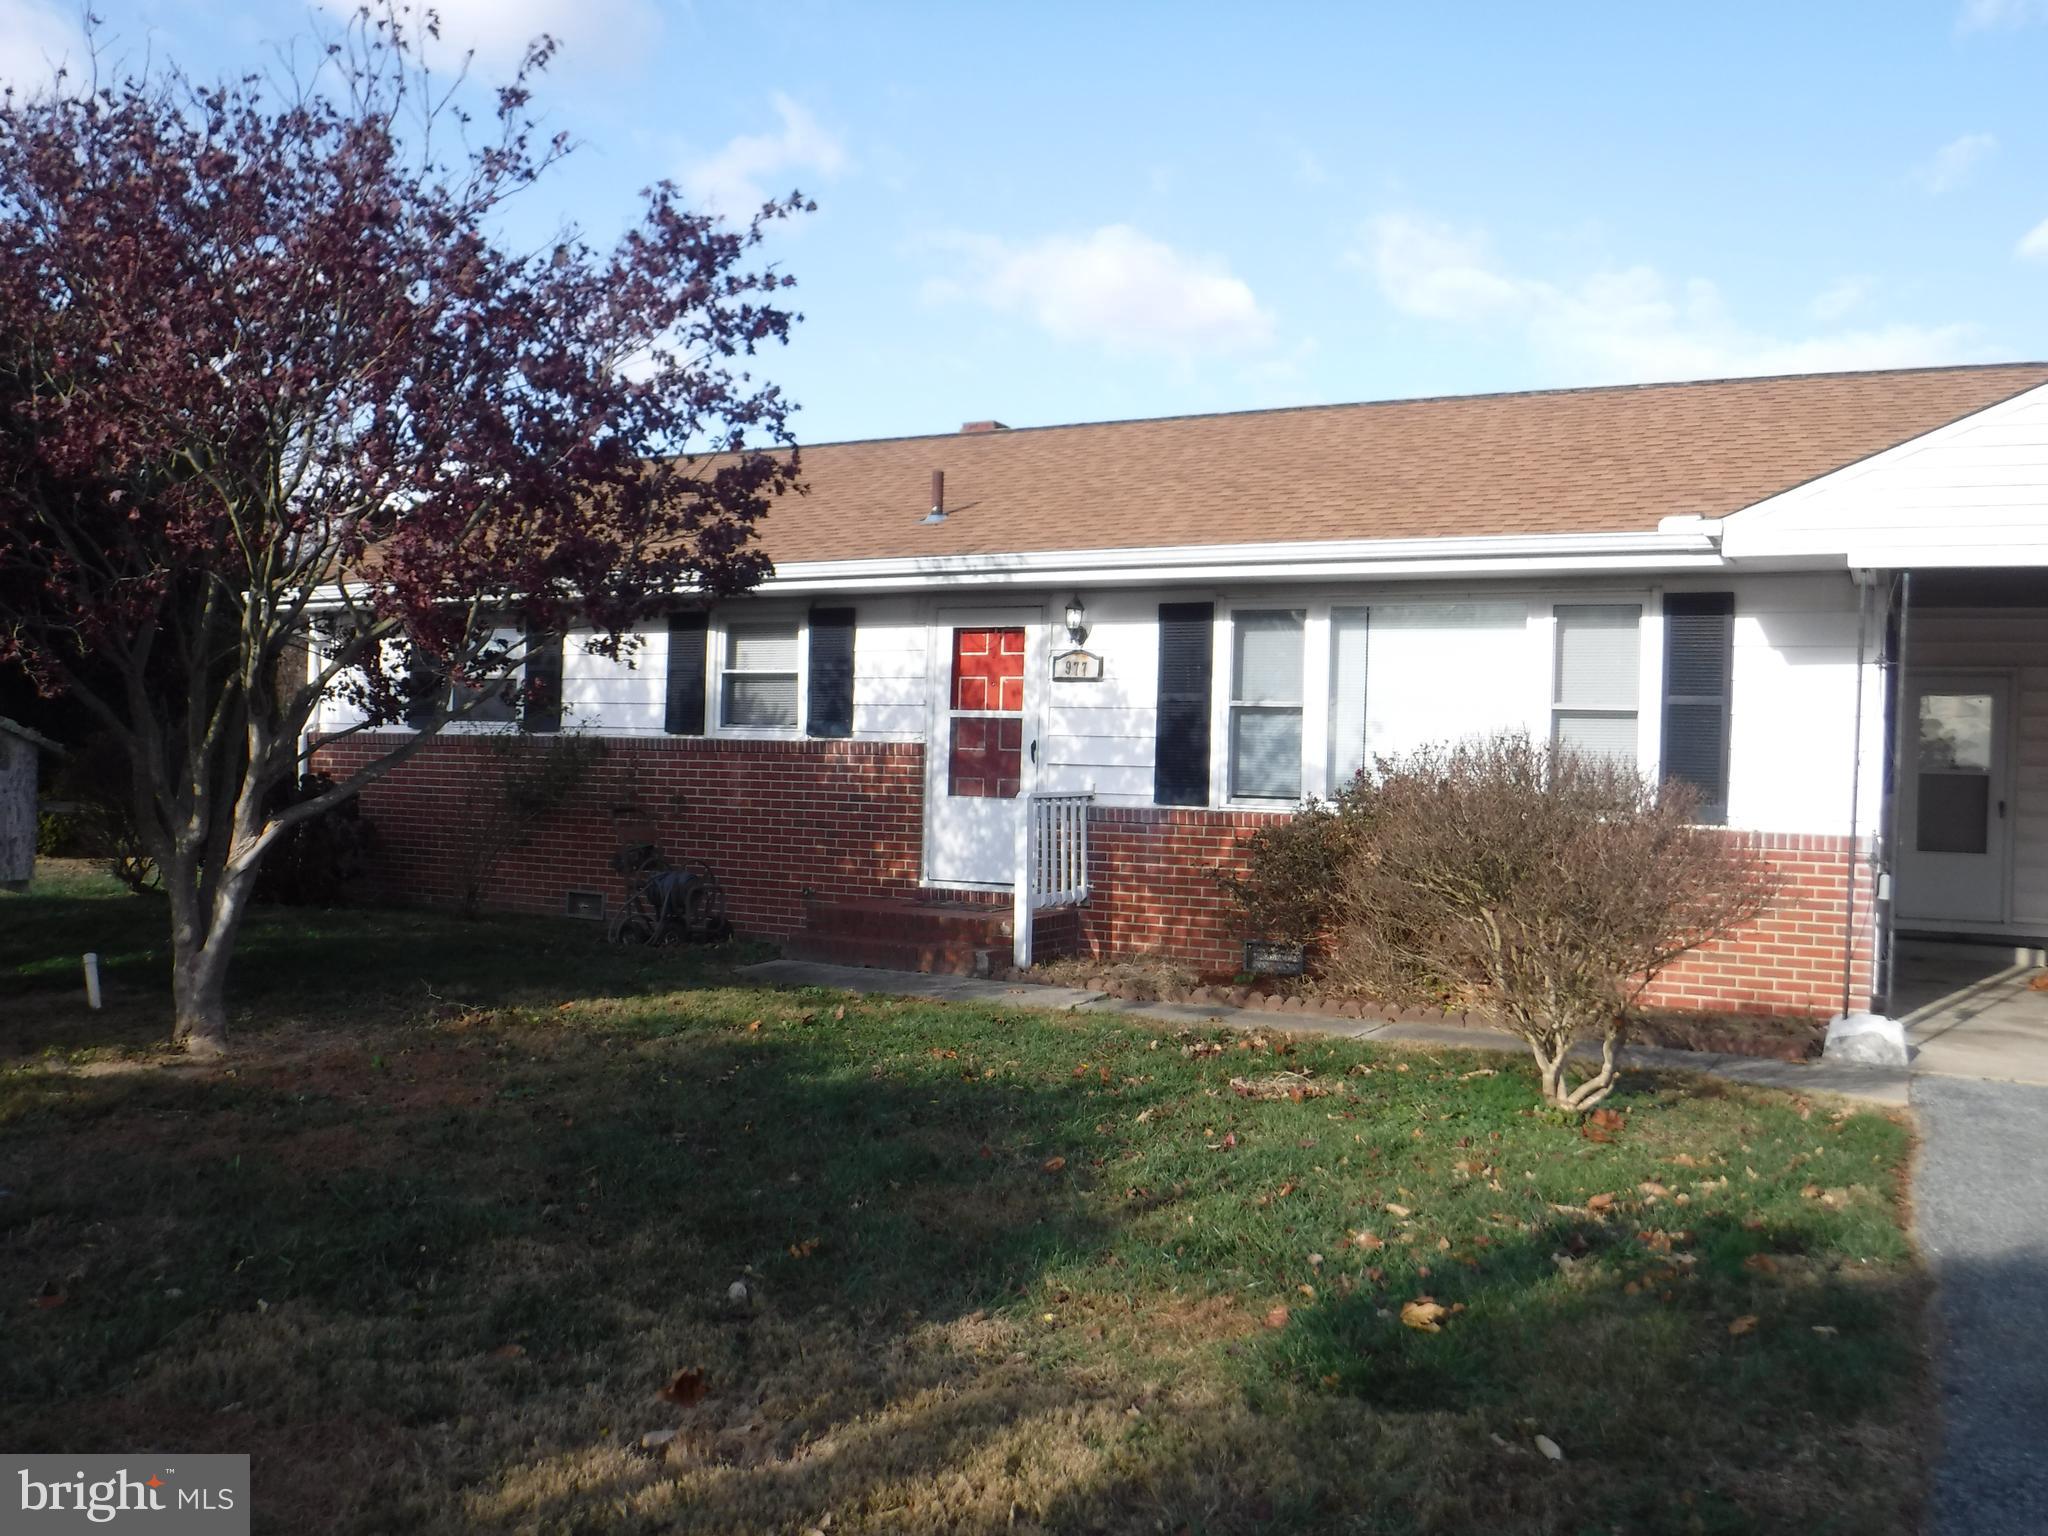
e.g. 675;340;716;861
1013;791;1093;967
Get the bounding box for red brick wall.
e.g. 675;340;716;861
313;733;923;939
1077;805;1280;967
1638;833;1876;1019
314;734;1872;1018
1074;810;1871;1019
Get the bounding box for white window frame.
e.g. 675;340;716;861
1548;599;1659;770
1204;584;1662;810
711;610;808;737
1220;606;1311;805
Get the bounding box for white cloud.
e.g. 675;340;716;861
0;0;84;95
1915;132;1997;193
925;224;1275;360
2017;216;2048;260
1959;0;2048;29
1357;212;1988;382
681;94;848;217
322;0;659;76
1809;275;1877;322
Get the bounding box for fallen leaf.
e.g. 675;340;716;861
1264;1305;1291;1330
1728;1314;1758;1337
1041;1156;1067;1174
1587;1193;1616;1213
1580;1107;1625;1144
1400;1297;1448;1332
657;1368;707;1406
1385;1202;1413;1219
928;1048;958;1059
787;1238;820;1259
1639;1181;1669;1198
1350;1229;1385;1251
1534;1434;1564;1462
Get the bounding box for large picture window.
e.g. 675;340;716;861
1229;610;1304;800
721;620;800;729
1328;601;1528;786
1552;603;1642;767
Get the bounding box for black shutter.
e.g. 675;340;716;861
1661;592;1735;824
1154;602;1214;806
665;611;708;736
806;607;856;738
522;623;564;734
404;644;446;728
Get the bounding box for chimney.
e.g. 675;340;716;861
959;420;1010;434
923;468;946;524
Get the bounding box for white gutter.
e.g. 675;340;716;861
305;526;1728;609
752;526;1726;594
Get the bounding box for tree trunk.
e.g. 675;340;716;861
165;853;262;1058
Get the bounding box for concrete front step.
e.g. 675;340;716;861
779;930;1000;977
801;895;1013;943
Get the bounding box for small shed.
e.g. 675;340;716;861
1;716;61;891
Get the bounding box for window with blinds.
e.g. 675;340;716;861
1153;602;1214;805
1328;601;1529;786
1551;603;1642;767
1661;593;1734;822
722;620;800;729
1229;610;1305;800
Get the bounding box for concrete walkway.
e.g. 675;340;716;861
735;958;1910;1105
1913;1075;2048;1535
1894;942;2048;1086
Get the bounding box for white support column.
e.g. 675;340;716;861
1013;796;1034;970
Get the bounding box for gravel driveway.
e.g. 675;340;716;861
1914;1075;2048;1535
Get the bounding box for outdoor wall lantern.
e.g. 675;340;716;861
1064;594;1089;645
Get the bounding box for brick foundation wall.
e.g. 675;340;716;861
313;733;924;939
316;735;1872;1019
1077;805;1280;969
1636;833;1876;1019
1073;811;1871;1019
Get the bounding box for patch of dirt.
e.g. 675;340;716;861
1026;953;1199;1001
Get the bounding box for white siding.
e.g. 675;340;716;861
310;599;929;741
1720;380;2048;566
306;571;1883;845
1669;572;1883;837
1035;587;1161;801
849;595;926;739
1908;607;2048;927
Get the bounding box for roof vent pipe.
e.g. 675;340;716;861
922;468;946;524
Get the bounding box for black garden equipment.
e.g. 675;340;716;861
604;809;730;947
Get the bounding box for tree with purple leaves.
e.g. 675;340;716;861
0;6;806;1054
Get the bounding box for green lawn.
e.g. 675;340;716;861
2;865;1929;1534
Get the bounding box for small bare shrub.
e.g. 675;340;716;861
1217;793;1373;946
452;732;605;918
1324;733;1778;1111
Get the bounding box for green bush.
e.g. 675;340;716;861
252;772;376;906
35;810;78;857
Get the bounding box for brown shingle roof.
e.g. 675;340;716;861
749;362;2048;564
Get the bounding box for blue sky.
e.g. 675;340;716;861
8;1;2048;443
